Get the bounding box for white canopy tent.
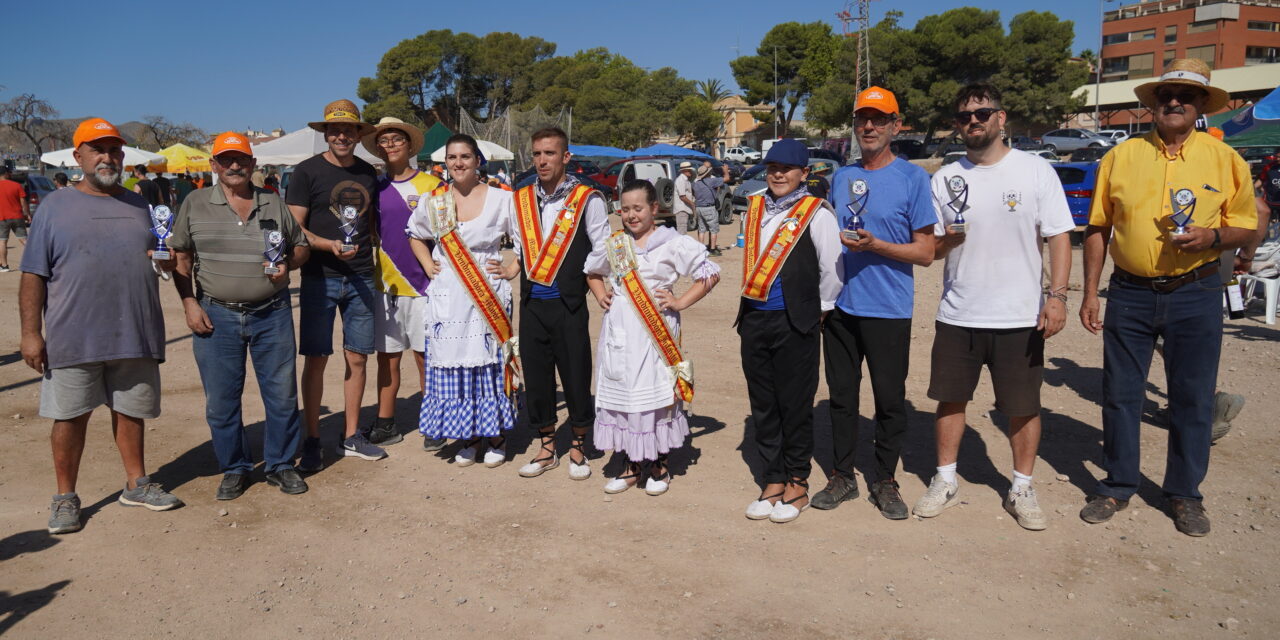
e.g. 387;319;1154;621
40;146;166;170
252;127;382;166
427;139;515;162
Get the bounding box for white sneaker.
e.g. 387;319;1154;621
745;499;774;520
604;477;633;494
454;445;477;467
913;475;959;518
483;447;506;468
644;476;670;496
1004;486;1048;531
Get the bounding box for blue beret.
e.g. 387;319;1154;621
762;138;808;168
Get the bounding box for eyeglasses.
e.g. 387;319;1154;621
213;154;252;167
854;114;897;128
377;135;408;148
1156;88;1204;105
954;108;1000;125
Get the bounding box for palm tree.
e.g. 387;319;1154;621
697;79;732;106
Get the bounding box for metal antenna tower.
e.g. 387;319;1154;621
837;0;874;95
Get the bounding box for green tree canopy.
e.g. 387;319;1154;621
730;21;836;134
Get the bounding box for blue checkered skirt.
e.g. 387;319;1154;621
419;363;517;439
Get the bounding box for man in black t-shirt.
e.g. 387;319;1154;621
286;99;383;469
131;165;162;206
153;172;171;207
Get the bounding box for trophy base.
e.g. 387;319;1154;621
841;230;861;242
948;223;968;234
152;250;171;261
264;265;280;275
1170;227;1189;237
340;243;355;253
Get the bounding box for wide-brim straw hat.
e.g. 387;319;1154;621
308;99;376;137
1134;58;1229;113
361;117;425;157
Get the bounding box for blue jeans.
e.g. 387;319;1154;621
298;273;375;356
192;292;301;474
1096;272;1222;501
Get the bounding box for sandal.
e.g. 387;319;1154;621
770;479;810;523
568;430;591;480
604;461;641;494
746;486;785;520
483;435;507;468
517;429;559;477
645;455;671;496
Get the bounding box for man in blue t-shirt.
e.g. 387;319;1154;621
812;87;938;519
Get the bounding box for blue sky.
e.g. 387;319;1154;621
1;1;1106;135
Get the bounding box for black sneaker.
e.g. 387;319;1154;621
868;478;909;520
367;417;403;446
1080;494;1129;524
811;473;859;510
422;436;447;452
709;248;723;257
1170;498;1210;537
297;436;323;472
265;467;309;495
216;473;249;501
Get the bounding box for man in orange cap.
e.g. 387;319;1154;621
20;117;181;534
287;99;385;468
168;132;311;500
812;87;938;519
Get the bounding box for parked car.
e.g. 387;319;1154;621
1027;149;1059;163
807;147;844;167
940;151;967;167
611;156;733;227
1008;135;1042;151
889;139;927;159
723;146;762;163
1236;146;1279;178
11;172;56;213
928;138;967;157
1068;146;1111;163
1039;128;1114;154
1052;161;1099;227
731;157;833;214
1098;129;1130;143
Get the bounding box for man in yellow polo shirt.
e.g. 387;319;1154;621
1078;59;1256;537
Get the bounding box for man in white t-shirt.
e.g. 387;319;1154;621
913;84;1075;531
673;162;695;234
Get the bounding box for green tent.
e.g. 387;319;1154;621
417;122;453;164
1208;106;1280;147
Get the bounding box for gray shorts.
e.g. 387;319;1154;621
0;219;27;239
39;358;161;421
695;206;719;234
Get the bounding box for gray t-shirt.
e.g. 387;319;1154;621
20;187;166;369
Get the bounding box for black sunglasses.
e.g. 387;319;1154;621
1156;88;1204;105
954;108;1000;124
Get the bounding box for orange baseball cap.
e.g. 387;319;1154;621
212;131;253;157
73;117;124;148
855;86;899;115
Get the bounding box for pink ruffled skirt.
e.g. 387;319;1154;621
593;405;689;461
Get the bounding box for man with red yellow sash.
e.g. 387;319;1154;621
505;127;610;480
738;139;842;524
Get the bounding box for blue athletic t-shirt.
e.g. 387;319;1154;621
830;158;937;319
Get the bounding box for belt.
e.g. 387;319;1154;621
203;293;282;313
1111;260;1219;294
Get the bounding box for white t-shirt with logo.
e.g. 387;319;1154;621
931;149;1075;329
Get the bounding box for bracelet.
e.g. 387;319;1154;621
1048;292;1068;303
1211;228;1221;249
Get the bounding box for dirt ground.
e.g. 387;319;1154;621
1;218;1278;639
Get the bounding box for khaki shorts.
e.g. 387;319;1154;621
39;358;161;420
374;292;429;353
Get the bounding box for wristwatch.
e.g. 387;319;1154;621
1211;228;1221;249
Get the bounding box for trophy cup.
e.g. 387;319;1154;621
263;229;285;275
843;179;869;242
945;175;969;234
150;205;174;261
1168;188;1196;237
337;205;358;252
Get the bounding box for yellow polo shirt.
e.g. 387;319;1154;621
1089;130;1256;277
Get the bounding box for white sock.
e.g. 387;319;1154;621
937;463;957;485
1011;470;1032;493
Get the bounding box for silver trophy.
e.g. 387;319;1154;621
843;179;869;242
338;205;359;252
263;229;285;275
1169;188;1196;236
150;205;174;261
945;175;969;234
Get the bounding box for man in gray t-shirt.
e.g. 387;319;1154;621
19;117;180;535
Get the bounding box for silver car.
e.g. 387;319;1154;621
1040;128;1115;154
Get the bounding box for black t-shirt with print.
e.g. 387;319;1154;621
286;153;378;277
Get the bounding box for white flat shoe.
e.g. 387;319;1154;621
518;432;558;478
604;477;633;494
745;499;774;520
644;476;669;496
454;445;477;467
483;448;506;468
568;433;591;480
768;500;808;523
569;462;591;481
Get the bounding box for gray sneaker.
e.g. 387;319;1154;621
1004;486;1048;531
912;475;959;518
1211;392;1245;442
118;476;182;511
341;434;387;461
48;493;82;534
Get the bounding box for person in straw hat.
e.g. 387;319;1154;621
1079;58;1257;537
287;99;386;468
358;117;444;450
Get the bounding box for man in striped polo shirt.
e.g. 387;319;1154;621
170;132;311;499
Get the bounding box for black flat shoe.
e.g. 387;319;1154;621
216;473;249;501
265;467;309;495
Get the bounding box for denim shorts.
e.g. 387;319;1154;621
299;273;375;356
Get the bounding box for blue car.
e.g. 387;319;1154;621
1052;161;1099;227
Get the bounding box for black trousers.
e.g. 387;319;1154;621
822;309;912;481
738;308;819;484
520;298;594;430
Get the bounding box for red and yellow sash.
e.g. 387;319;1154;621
741;195;824;301
606;231;693;403
427;186;521;396
513;183;596;285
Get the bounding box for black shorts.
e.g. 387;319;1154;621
927;321;1044;417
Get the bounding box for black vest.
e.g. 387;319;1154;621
736;225;821;334
519;194;595;312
